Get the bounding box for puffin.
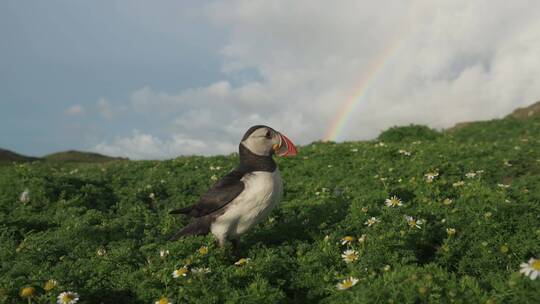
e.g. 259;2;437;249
169;125;297;248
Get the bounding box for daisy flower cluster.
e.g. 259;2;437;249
19;279;77;304
335;234;364;290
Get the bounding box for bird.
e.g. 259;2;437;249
169;125;297;249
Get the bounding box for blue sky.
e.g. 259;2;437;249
1;0;224;156
2;1;540;159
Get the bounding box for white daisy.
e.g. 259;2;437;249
358;234;366;243
57;291;79;304
385;196;403;207
398;149;411;156
424;172;439;183
172;266;189;278
497;184;510;189
364;217;381;227
341;236;355;245
341;250;359;263
336;277;359;290
442;198;453;205
19;189;30;203
519;258;540;280
191;267;211;275
446;228;456;236
404;215;423;229
159;249;169;258
465;172;477;178
452;181;465;187
96;248;106;256
149;193;156;200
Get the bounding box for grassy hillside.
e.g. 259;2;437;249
0;115;539;303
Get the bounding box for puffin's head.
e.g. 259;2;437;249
240;125;298;157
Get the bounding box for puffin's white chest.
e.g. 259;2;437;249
211;170;283;238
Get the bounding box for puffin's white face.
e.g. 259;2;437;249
241;126;297;157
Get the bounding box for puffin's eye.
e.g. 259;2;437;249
265;130;272;138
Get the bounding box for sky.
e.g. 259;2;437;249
2;0;540;159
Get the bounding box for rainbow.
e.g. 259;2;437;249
324;22;412;142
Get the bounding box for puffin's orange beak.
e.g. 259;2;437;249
274;132;298;157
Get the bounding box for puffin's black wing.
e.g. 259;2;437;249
169;169;245;218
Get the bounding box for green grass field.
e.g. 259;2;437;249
1;115;539;303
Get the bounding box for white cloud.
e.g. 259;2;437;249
95;0;540;158
65;104;85;116
93;130;236;160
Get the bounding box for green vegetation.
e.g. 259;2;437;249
1;115;539;303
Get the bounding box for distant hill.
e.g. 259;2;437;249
0;148;126;163
506;100;540;119
43;150;128;163
0;148;40;162
446;100;540;132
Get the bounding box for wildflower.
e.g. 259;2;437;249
385;196;403;207
19;189;30;203
198;246;208;255
191;267;211;275
519;258;540;280
361;207;369;213
336;277;359;290
375;142;386;147
446;228;456;236
341;236;355;245
351;148;358;152
57;291;80;304
405;215;423;229
149;193;156;200
341;250;359;263
234;258;250;266
383;265;391;272
504;160;512;167
211;175;218;181
155;297;172;304
364;217;381;227
465;172;477;178
355;235;366;245
328;165;333;168
172;266;189;278
44;279;58;291
19;287;36;298
398;149;411;156
424;172;439;183
160;249;169;258
96;248;106;256
452;181;465;187
442;198;453;205
498;184;510;189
